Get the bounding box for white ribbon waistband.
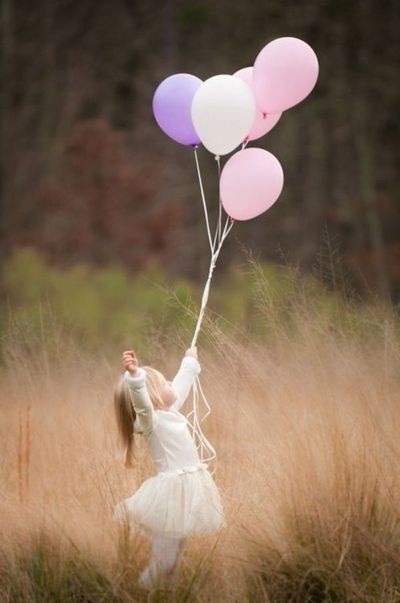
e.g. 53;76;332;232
159;462;208;476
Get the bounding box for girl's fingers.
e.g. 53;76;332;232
123;358;135;366
122;350;138;371
123;359;137;368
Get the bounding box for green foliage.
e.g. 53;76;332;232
1;247;398;360
0;248;197;355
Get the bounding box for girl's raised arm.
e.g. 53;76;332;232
124;369;157;435
171;356;201;412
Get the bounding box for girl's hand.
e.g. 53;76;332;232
122;350;139;376
185;346;198;359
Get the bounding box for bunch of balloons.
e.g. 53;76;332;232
152;36;319;221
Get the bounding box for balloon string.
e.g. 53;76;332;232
188;147;235;474
193;146;213;253
191;219;233;349
221;214;233;240
185;376;218;474
191;147;234;348
214;155;222;248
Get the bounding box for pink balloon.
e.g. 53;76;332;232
233;67;282;140
253;37;319;113
220;148;284;221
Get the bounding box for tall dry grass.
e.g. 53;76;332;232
1;259;400;602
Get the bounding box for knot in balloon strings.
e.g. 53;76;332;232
208;259;216;279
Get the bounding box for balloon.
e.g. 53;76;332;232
253;37;319;113
191;74;256;156
152;73;202;145
220;148;284;221
233;67;282;140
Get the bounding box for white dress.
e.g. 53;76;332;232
113;356;227;538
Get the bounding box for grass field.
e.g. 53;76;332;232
1;257;400;601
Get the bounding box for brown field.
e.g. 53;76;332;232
1;291;400;602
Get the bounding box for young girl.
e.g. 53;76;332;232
113;346;226;589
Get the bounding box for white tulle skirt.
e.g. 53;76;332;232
113;463;227;538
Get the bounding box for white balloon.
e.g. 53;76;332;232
191;74;256;156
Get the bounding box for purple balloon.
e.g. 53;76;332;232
152;73;202;146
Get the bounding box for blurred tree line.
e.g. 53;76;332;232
0;0;399;301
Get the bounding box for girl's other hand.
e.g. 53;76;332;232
185;346;198;359
122;350;139;376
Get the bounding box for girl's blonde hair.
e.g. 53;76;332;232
113;366;167;468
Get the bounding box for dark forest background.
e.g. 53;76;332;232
0;0;399;301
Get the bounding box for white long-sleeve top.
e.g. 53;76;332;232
123;356;203;473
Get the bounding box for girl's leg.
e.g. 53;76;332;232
167;536;187;582
138;532;186;588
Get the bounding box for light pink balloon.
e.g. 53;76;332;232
233;67;282;140
253;37;319;113
220;148;284;221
